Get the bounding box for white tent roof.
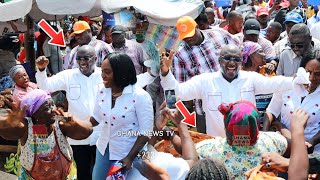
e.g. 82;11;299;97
0;0;204;26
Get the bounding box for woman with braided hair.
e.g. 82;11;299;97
186;158;230;180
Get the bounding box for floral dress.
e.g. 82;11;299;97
196;132;287;180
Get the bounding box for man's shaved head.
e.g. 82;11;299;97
78;45;96;56
221;44;242;56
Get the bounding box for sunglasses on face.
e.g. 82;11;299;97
288;42;304;49
76;56;94;61
221;55;242;63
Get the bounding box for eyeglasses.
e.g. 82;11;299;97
221;55;242;62
288;42;304;49
76;56;95;61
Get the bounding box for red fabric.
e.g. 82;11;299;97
29;129;72;180
18;49;26;63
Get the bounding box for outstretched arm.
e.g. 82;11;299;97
288;109;309;180
56;109;93;140
0;104;27;141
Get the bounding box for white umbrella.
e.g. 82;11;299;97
36;0;98;15
0;0;32;22
101;0;204;26
0;0;103;22
29;1;65;21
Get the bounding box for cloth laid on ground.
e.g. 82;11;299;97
245;164;285;180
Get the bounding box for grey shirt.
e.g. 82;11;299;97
276;48;301;77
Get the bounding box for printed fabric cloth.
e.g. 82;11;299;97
196;131;288;180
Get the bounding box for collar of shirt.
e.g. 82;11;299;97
122;84;134;94
77;66;100;77
88;36;97;47
111;39;129;51
217;70;246;83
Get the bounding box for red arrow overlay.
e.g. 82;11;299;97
38;19;66;47
175;100;196;127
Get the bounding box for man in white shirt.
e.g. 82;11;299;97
160;44;294;137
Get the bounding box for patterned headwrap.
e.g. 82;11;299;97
20;89;51;117
218;100;260;146
9;65;25;80
242;41;262;64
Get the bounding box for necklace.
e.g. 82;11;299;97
112;92;122;97
111;91;122;101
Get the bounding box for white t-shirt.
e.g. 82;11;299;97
127;147;190;180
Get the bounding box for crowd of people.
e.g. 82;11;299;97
0;0;320;179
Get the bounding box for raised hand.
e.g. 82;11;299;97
290;108;309;133
35;56;49;71
54;108;75;128
160;50;174;76
155;101;170;130
5;102;27;129
261;152;289;172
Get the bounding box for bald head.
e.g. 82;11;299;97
77;45;96;57
221;44;242;56
289;23;310;37
227;11;242;22
205;7;215;14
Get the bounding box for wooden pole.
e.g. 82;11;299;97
24;15;36;82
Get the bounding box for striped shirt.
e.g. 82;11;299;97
111;39;147;75
68;37;113;69
172;28;240;82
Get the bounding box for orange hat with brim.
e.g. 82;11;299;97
176;16;197;40
71;21;91;36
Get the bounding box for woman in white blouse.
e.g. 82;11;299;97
89;52;154;179
265;50;320;154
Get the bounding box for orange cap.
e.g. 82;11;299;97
176;16;197;40
71;21;91;36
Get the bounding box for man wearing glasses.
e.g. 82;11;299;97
160;44;296;137
277;23;320;77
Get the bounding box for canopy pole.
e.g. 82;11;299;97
24;15;36;82
55;15;61;73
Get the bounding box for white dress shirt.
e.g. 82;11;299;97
160;70;293;136
36;67;156;146
93;84;154;160
267;86;320;153
36;67;103;145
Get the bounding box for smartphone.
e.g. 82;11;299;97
164;89;177;110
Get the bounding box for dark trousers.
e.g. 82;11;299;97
71;145;96;180
196;113;207;134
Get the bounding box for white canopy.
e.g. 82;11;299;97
0;0;32;22
0;0;204;26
